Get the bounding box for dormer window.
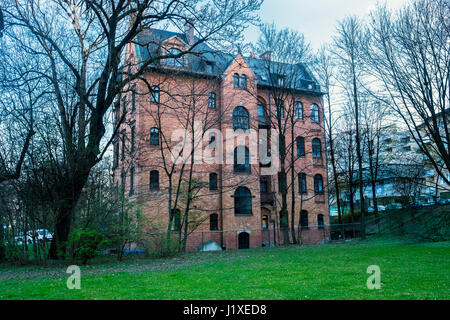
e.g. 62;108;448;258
206;62;214;73
166;47;183;67
233;73;247;89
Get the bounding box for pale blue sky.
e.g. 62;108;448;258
244;0;409;50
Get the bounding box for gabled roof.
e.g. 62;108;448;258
132;28;322;94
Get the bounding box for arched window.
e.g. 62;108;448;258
296;137;305;157
318;214;324;229
233;106;249;131
311;104;320;123
233;73;239;88
314;174;323;194
300;210;309;229
240;74;247;88
210;213;218;231
234;186;252;215
150;127;159;145
150;170;159;190
312;138;322;158
209;173;218;190
298;173;307;194
234;146;250;173
262;215;269;230
295;101;303;120
166;47;183;67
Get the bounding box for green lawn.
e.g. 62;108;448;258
0;237;449;300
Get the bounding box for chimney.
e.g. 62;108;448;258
260;51;272;61
184;19;194;46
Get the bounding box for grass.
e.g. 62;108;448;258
0;237;449;300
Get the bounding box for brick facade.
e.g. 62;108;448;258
113;29;330;251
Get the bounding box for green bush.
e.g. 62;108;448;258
68;228;109;264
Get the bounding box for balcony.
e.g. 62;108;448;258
260;192;275;206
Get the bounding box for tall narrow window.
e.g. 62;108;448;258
240;74;247;88
275;99;284;118
233;73;239;88
210;213;218;231
151;86;160;103
311;104;320;123
150;127;159;145
121;170;126;190
234;186;252;215
260;177;268;193
209;133;216;149
234;146;250;173
130;124;135;153
209;173;218;191
257;102;268;127
262;215;269;229
312;138;322;158
298;173;307;194
314;174;323;194
300;210;309;229
121;131;126;161
129;166;135;196
296;137;305;157
113;141;119;168
172;209;181;231
233;106;249;131
295;101;303;120
131;87;136;112
208;92;216;109
150;170;159;190
318;214;324;229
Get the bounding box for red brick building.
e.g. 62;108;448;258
113;26;330;251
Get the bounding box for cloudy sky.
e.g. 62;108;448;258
244;0;409;50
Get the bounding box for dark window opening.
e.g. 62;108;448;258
300;210;309;229
312;138;322;158
298;173;307;194
150;170;159;190
210;213;218;231
209;173;218;191
234;146;250;173
234;186;252;215
314;174;324;194
151;86;160;103
233;106;249;131
318;214;324;229
296;136;305;157
150;127;159;145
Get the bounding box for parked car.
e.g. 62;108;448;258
410;200;424;208
35;229;53;242
368;205;386;213
14;229;53;245
385;203;403;210
437;198;450;205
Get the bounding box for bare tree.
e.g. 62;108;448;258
3;0;262;259
366;0;450;185
255;23;318;244
333;16;367;239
